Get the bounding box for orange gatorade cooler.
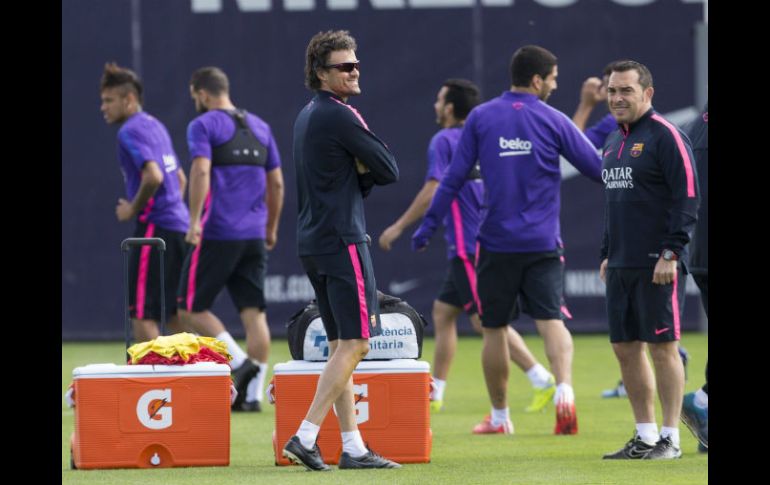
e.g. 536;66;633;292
271;359;432;465
69;362;231;469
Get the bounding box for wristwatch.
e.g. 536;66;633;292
661;249;678;261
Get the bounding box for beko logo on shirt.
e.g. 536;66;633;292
602;167;634;189
498;137;532;157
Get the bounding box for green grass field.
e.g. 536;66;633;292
62;333;707;484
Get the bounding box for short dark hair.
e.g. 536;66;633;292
190;67;229;96
602;61;620;78
611;60;654;90
304;30;357;90
100;62;143;104
442;79;481;120
510;45;557;88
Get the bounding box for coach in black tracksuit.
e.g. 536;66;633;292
599;61;699;461
282;30;400;471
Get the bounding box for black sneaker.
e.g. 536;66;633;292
643;436;682;460
602;434;655;459
338;448;401;469
231;360;259;409
233;400;261;412
282;435;331;471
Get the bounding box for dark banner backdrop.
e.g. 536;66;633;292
62;0;707;339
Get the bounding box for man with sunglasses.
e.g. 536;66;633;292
413;45;603;437
283;30;400;471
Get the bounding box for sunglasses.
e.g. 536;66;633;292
324;61;360;73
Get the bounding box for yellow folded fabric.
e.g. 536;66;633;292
127;332;232;364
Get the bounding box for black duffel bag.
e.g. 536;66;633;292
286;291;427;361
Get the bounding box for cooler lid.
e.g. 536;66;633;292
72;362;231;379
273;359;430;375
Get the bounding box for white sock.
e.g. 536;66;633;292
341;430;368;456
694;389;708;409
525;364;553;389
431;377;446;401
296;420;320;450
636;423;659;445
246;362;269;402
660;426;680;447
553;383;575;405
216;331;247;368
490;406;510;427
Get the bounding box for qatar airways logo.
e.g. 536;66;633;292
602;167;634;189
499;137;532;157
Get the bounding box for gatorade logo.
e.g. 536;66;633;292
353;384;369;424
136;389;173;429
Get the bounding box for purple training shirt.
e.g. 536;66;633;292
425;127;485;259
187;110;281;240
117;112;189;232
421;91;602;253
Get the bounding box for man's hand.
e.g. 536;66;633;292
266;229;277;251
185;221;203;246
116;198;134;222
580;77;606;107
411;224;434;252
355;158;370;174
599;258;608;283
379;224;403;251
652;258;677;285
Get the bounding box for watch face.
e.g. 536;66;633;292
663;250;674;261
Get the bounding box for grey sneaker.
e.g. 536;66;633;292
680;392;708;448
603;434;655;459
339;448;401;469
282;436;331;471
643;436;682;460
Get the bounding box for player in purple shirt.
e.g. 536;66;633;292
379;79;556;415
100;63;190;343
413;46;603;436
177;67;284;412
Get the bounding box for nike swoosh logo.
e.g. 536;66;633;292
388;279;420;295
603;149;614;157
628;446;651;458
655;327;670;335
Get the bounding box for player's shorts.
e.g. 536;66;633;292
605;267;686;343
476;247;567;328
436;255;479;315
178;238;267;313
128;222;189;321
300;242;381;341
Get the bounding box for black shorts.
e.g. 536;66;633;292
605;267;686;343
476;247;567;328
301;242;381;341
128;222;189;321
177;239;267;312
436;255;479;315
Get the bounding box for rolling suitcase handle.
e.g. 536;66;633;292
121;237;166;362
